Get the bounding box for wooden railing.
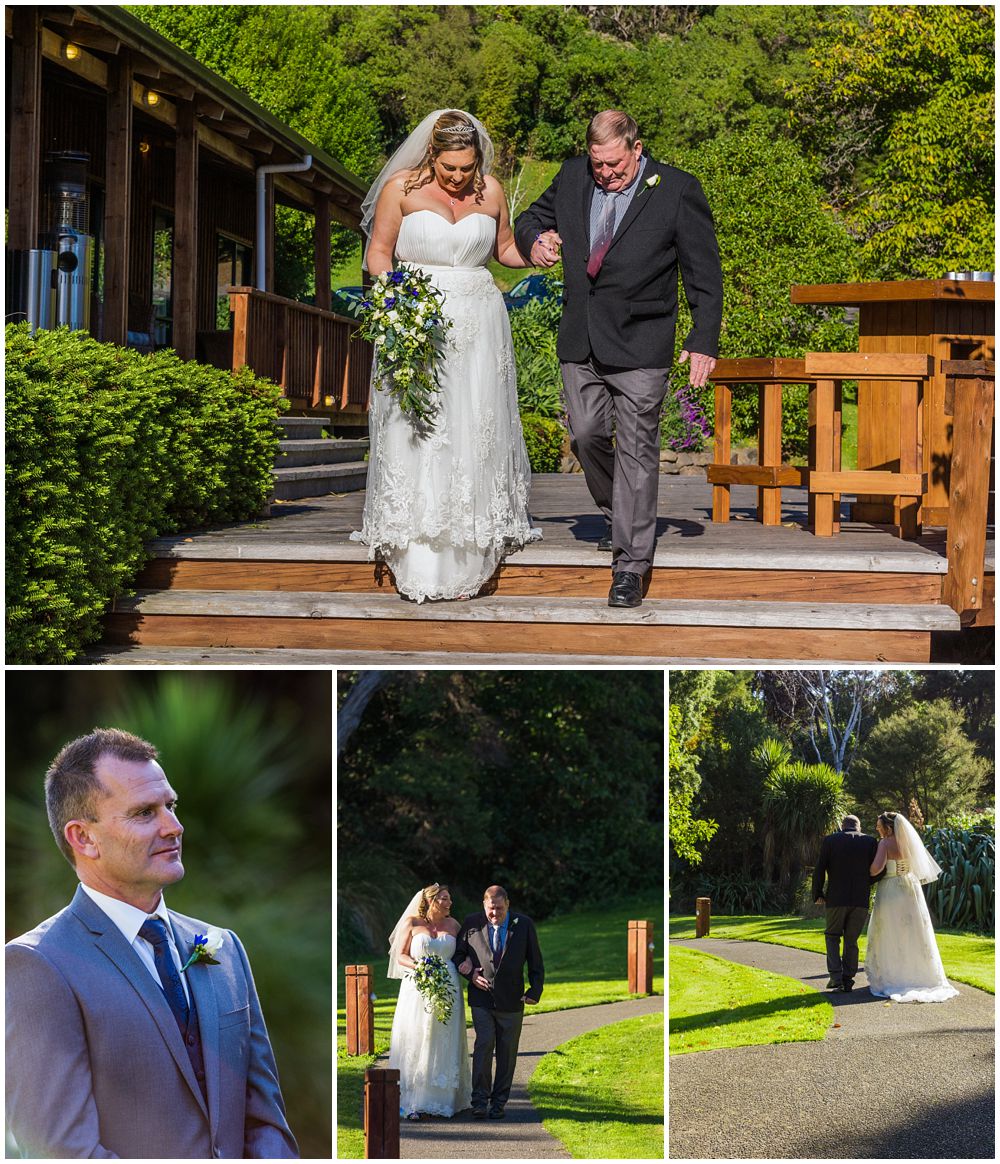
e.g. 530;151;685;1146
228;286;373;411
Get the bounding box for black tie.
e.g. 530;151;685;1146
139;918;190;1033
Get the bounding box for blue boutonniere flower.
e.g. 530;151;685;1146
180;927;225;972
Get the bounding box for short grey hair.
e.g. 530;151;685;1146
587;110;640;150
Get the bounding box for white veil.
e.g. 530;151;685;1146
360;109;495;270
386;887;427;979
892;813;944;885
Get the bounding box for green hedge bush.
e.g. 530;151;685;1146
6;325;285;664
521;412;565;473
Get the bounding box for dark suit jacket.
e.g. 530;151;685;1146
454;911;544;1013
513;154;723;368
5;885;298;1159
812;829;882;909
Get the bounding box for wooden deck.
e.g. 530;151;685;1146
96;475;993;665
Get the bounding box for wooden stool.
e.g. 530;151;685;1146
707;359;814;525
804;352;934;538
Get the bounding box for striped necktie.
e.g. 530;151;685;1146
587;192;618;278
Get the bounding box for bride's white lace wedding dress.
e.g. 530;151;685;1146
865;858;959;1003
352;210;539;602
387;930;472;1116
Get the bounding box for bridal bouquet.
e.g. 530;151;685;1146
411;953;456;1024
350;268;451;426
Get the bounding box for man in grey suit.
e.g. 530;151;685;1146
515;110;723;608
5;727;299;1159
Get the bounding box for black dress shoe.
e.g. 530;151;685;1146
488;1107;505;1119
608;571;644;608
472;1107;488;1120
842;980;854;992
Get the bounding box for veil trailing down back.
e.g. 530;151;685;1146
350;109;540;603
866;814;959;1003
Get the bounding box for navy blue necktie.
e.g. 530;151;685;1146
139;918;190;1033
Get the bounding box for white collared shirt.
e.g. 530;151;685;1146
80;884;190;1004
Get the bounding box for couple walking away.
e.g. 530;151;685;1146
387;883;544;1120
352;107;723;608
813;811;958;1002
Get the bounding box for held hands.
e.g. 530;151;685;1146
522;995;538;1005
678;350;717;389
530;231;562;268
473;973;492;991
458;958;473;976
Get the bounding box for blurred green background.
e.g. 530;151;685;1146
5;671;332;1159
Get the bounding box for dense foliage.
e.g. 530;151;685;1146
922;826;995;933
5;671;333;1158
670;670;995;928
5;325;284;663
337;671;664;952
520;412;565;473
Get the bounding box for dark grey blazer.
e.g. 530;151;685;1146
5;885;298;1159
813;829;882;909
514;154;723;368
454;911;544;1013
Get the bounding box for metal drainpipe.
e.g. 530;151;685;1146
255;155;313;292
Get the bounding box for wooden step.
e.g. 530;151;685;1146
104;590;959;662
276;437;368;468
276;415;330;441
271;462;368;500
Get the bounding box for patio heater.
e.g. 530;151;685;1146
41;151;94;331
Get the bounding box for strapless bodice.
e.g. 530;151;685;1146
409;931;458;960
885;858;911;878
396;209;497;271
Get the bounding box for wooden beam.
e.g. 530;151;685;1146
174;101;199;360
103;50;134;346
711;358;809;382
706;465;805;488
809;471;925;496
8;9;43;251
804;352;934;379
264;174;276;294
314;194;332;312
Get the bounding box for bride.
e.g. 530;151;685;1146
865;811;959;1003
387;884;472;1118
352;109;541;602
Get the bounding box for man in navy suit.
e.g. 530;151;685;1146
6;727;298;1158
813;814;883;992
515;109;723;608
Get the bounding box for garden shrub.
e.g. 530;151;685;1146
509;289;564;419
921;824;995;935
6;324;285;664
521;412;565;473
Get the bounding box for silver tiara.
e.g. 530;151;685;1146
439;124;475;136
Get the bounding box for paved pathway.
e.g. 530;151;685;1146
669;939;994;1159
377;996;663;1159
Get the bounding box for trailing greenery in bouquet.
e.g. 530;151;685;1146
411;953;456;1024
350;268;451;426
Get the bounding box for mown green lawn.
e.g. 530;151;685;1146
529;1013;663;1159
668;914;995;994
669;945;832;1056
338;895;664;1158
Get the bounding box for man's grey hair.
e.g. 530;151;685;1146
586;110;639;151
841;815;861;832
44;727;158;866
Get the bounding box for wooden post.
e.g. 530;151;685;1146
695;897;711;938
943;360;995;618
264;175;276;295
627;919;653;995
345;964;374;1055
8;9;42;252
758;381;783;525
712;382;732;522
364;1068;400;1159
103;51;134;345
314;193;332;312
173;101;199;360
811;378;837;536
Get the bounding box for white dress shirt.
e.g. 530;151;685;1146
80;884;191;1004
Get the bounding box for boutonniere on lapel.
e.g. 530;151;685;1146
511;917;520;930
637;174;661;198
180;927;225;972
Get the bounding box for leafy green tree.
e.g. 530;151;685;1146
673;128;859;456
849;699;992;827
788;5;995;277
668;672;720;866
475;19;548;168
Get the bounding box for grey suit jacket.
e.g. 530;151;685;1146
5;885;298;1159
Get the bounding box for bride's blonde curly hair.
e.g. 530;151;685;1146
403;111;486;200
416;883;449;919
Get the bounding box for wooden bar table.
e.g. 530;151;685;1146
790;279;995;527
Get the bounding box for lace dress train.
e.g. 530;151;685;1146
352;210;539;602
866;859;959;1003
387;931;472;1116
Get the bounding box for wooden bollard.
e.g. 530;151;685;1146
695;897;711;938
627;919;654;994
364;1068;400;1159
345;965;374;1055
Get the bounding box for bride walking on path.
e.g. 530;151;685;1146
865;811;959;1003
352;109;540;603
